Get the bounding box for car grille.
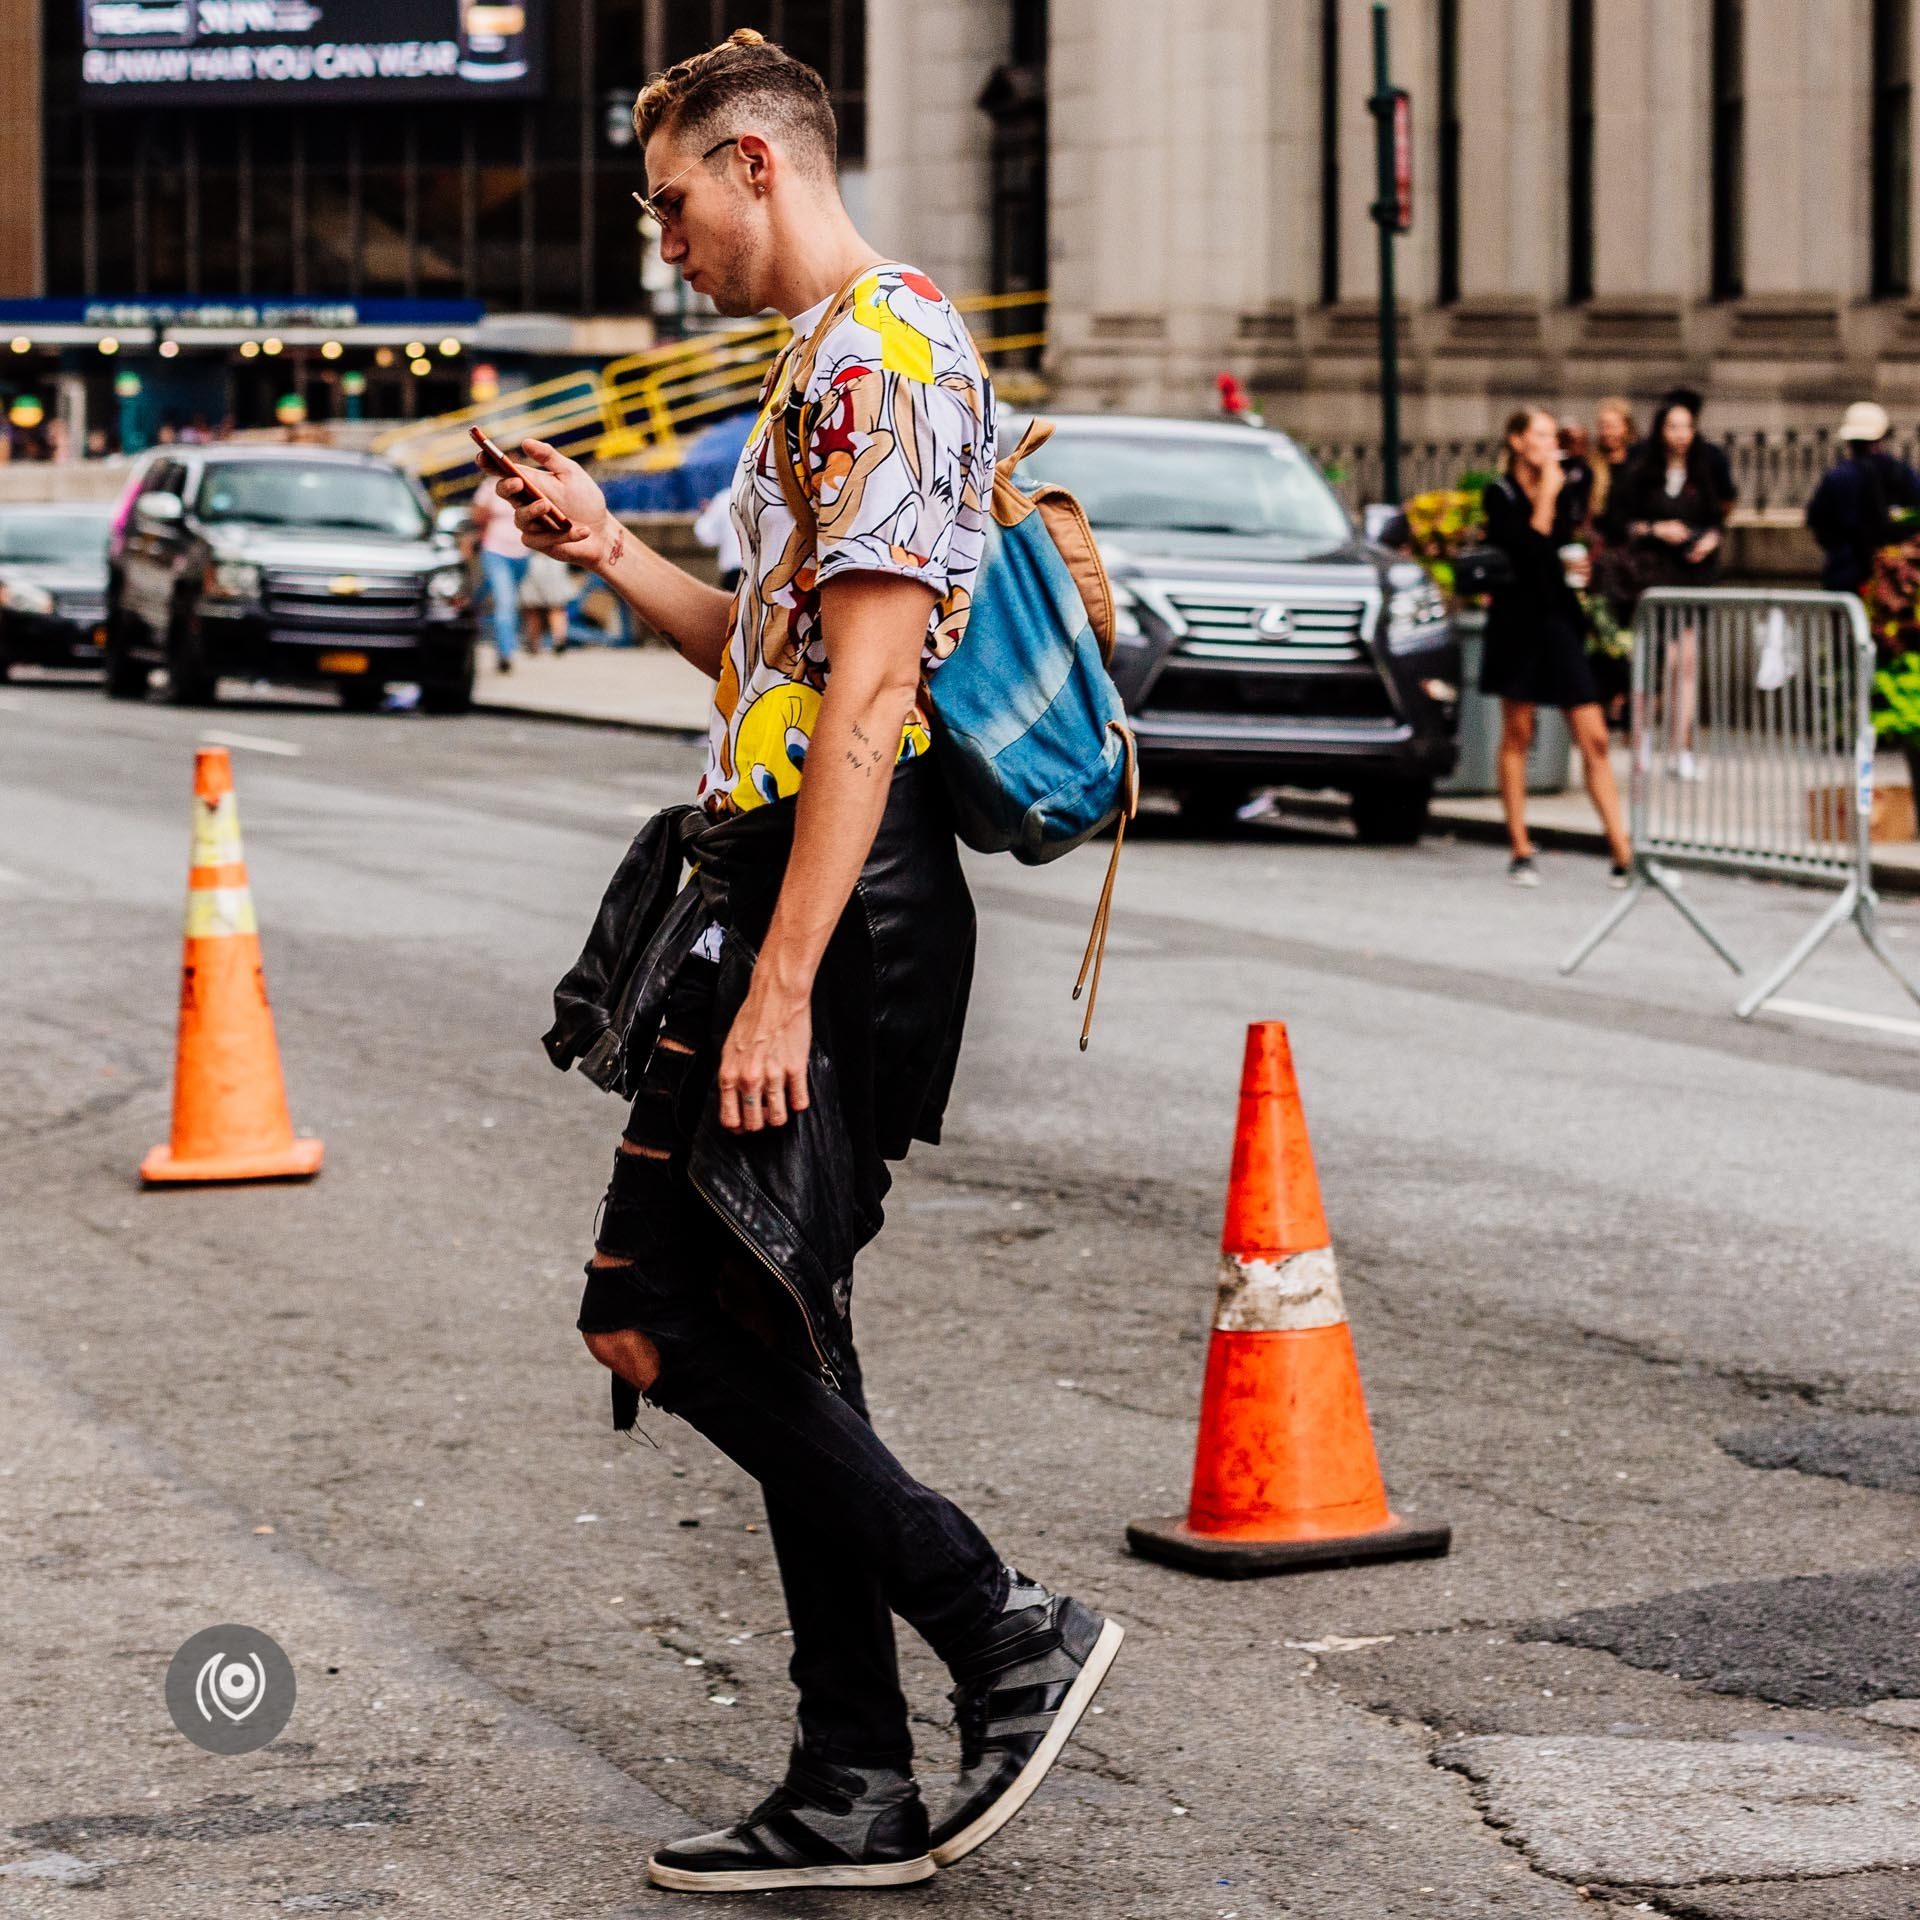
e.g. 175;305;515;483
264;570;425;637
1164;588;1374;666
55;592;107;624
1145;665;1396;722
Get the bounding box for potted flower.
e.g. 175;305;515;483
1401;487;1487;604
1861;539;1920;660
1872;650;1920;816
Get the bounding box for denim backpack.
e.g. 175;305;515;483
771;269;1138;1046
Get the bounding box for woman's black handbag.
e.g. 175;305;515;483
1450;544;1514;597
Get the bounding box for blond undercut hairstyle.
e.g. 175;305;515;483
632;28;838;179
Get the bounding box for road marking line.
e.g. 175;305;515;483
0;865;26;888
1765;996;1920;1041
0;694;24;712
199;729;303;758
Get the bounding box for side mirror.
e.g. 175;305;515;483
136;491;184;526
1362;502;1409;548
435;505;473;539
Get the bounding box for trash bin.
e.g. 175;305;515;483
1439;610;1571;797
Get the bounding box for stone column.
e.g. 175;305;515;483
1743;0;1870;300
0;0;43;298
1588;0;1709;303
1048;0;1296;413
1719;0;1868;407
863;0;1005;301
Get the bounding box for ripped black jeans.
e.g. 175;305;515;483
576;949;1007;1769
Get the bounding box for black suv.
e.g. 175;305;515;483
1015;415;1460;841
105;446;475;711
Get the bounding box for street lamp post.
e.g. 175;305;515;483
1367;1;1413;506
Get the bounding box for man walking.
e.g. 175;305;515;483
509;29;1122;1896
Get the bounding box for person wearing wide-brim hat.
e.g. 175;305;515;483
1807;400;1920;592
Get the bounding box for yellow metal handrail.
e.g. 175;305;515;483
387;288;1050;500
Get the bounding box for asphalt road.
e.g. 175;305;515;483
4;677;1920;1920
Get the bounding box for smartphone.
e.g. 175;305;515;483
470;427;576;536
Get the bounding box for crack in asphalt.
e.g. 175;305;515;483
13;1783;422;1851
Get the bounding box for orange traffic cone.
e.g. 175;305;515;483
1127;1022;1447;1576
140;748;324;1186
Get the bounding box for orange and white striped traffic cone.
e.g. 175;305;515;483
140;747;324;1186
1127;1021;1447;1576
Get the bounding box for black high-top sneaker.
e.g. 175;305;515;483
646;1743;934;1893
927;1570;1125;1867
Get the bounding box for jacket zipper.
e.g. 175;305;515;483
687;1162;841;1391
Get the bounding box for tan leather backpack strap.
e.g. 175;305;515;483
998;417;1055;481
773;258;894;539
768;341;815;538
1070;722;1140;1050
787;258;890;395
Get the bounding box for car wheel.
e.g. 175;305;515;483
420;646;475;715
164;608;218;706
1349;779;1433;845
1175;778;1249;835
0;616;12;682
102;617;150;701
338;679;386;713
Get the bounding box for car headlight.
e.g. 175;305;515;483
1110;582;1143;643
1385;571;1448;652
0;581;55;616
427;564;469;605
203;560;261;601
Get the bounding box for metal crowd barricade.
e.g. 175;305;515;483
1562;588;1920;1020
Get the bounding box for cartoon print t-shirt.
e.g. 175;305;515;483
696;263;997;814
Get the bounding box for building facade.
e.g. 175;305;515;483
6;2;1916;452
6;0;864;442
865;0;1920;443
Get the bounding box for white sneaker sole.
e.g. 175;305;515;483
645;1853;936;1893
930;1615;1126;1868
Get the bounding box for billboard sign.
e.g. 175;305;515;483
80;2;546;106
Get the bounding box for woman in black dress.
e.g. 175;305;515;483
1611;397;1729;777
1480;407;1633;886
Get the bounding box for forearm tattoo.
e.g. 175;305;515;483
605;523;626;572
843;717;890;778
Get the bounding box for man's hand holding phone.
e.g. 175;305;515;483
481;432;624;575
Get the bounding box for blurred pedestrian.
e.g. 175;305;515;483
1583;398;1641;724
519;547;577;654
1614;395;1727;775
1558;420;1594;528
1588;396;1636;540
692;484;743;592
470;476;529;672
1659;385;1737;510
1479;406;1633;887
1805;401;1920;592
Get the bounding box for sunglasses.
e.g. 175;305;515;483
632;137;740;228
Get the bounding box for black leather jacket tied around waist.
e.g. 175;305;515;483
543;759;976;1384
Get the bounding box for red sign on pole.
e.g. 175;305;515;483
1390;89;1414;233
